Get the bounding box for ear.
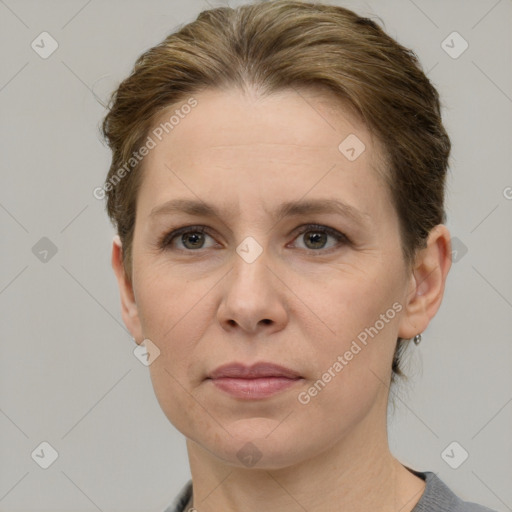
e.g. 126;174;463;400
111;235;144;344
397;224;452;339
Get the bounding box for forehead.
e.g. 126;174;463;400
136;87;392;224
150;86;375;158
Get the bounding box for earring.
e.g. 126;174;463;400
413;333;422;345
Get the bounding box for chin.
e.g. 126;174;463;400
198;422;321;471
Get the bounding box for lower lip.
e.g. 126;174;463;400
209;377;302;399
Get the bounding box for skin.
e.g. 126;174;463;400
112;86;452;512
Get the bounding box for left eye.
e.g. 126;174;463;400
291;225;348;251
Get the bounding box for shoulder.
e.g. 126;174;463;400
411;470;497;512
162;479;193;512
163;472;498;512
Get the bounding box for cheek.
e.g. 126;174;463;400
138;302;208;438
132;266;217;424
133;259;209;342
293;301;397;442
306;263;402;344
299;263;403;400
148;360;215;441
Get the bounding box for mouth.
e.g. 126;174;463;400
206;361;303;400
207;376;302;399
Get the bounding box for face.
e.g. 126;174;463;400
113;86;446;469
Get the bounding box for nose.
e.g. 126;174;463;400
216;243;288;335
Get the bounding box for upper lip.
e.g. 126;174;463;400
208;362;302;380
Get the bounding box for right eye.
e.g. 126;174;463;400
160;225;219;251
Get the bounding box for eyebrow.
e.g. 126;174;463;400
149;198;371;227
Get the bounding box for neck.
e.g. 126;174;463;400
185;407;425;512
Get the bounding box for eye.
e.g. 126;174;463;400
160;225;218;251
290;224;349;252
159;224;350;253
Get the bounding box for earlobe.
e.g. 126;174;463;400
111;235;143;342
397;225;452;340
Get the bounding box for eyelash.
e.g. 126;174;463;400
158;224;350;254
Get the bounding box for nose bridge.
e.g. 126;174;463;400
217;231;287;332
230;233;270;293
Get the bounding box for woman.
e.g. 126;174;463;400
101;1;496;511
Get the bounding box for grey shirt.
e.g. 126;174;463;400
163;470;497;512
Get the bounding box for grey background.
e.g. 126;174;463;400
1;0;511;510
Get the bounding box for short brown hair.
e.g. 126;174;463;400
101;0;451;380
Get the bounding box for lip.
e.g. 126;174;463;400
206;362;303;400
208;362;302;380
